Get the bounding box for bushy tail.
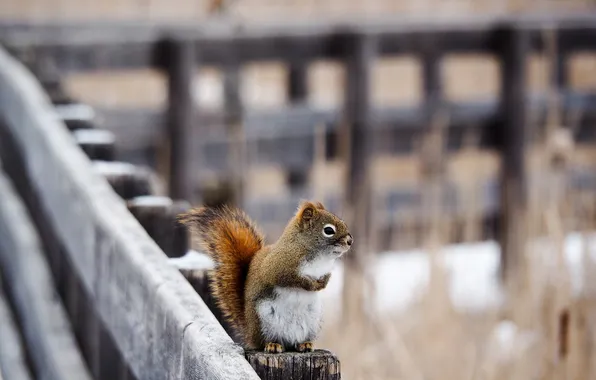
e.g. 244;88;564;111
178;205;264;332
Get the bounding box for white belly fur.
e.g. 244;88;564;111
298;254;336;278
257;287;323;346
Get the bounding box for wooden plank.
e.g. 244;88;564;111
0;46;260;380
72;129;116;161
496;26;530;280
287;61;308;103
166;37;196;201
4;14;596;72
0;276;33;380
0;167;93;380
169;253;242;342
223;63;245;206
93;161;154;200
245;350;341;380
342;32;377;321
95;91;596;148
54;103;96;131
127;196;190;258
344;32;376;248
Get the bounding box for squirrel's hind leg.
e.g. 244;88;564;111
295;342;314;352
264;342;284;353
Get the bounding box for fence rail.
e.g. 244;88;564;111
0;165;93;380
2;13;596;70
0;45;260;380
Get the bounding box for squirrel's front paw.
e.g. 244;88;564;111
295;342;314;352
313;273;331;291
264;342;284;353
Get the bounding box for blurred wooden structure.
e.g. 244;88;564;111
1;12;596;379
3;13;596;269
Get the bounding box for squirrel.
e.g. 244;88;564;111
178;200;353;353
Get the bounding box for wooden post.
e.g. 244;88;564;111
127;196;190;258
166;38;196;201
342;32;377;322
93;161;153;200
245;350;340;380
72;129;116;161
224;63;245;207
287;60;308;103
54;103;96;131
419;46;447;245
497;26;530;280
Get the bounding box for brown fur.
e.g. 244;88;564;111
179;200;352;350
178;205;264;333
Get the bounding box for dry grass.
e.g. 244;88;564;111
313;133;596;379
315;28;596;379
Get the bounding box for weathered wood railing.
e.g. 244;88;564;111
0;46;262;379
0;164;92;380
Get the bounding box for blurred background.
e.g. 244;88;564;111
2;1;596;380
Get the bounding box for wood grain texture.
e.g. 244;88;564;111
245;350;341;380
0;46;260;380
0;167;93;380
0;277;33;380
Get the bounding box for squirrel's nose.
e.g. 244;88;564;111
346;234;353;246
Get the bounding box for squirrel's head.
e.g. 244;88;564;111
290;200;353;258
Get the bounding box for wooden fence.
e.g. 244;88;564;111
1;12;596;379
3;13;596;272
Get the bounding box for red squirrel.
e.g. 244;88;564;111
179;200;353;353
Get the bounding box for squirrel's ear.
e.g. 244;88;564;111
297;201;318;224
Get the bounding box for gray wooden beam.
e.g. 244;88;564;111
0;46;260;380
0;168;93;380
3;14;596;72
94;91;596;149
497;26;530;280
166;37;196;201
0;276;33;380
72;129;116;161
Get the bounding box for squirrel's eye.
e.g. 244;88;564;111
322;224;336;237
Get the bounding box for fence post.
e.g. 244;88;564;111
418;43;450;255
224;63;245;207
497;25;530;281
127;196;190;258
166;37;196;201
245;350;340;379
342;32;377;323
287;60;308;103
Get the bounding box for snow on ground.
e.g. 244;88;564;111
173;232;596;317
322;232;596;316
